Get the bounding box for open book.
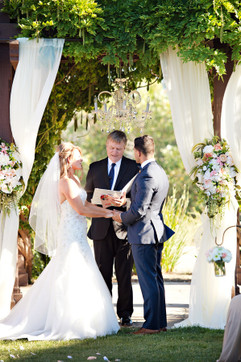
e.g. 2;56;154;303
91;174;137;206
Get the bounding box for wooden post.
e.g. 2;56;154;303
0;1;23;306
212;41;240;294
212;42;234;137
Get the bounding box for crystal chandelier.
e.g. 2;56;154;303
92;78;151;133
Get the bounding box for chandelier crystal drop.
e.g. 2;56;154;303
92;78;151;133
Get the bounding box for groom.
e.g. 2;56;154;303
113;135;174;334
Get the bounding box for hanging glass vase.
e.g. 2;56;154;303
214;260;226;277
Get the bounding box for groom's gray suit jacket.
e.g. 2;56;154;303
121;161;174;244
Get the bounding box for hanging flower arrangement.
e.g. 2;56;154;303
0;138;24;216
190;136;241;219
206;246;232;277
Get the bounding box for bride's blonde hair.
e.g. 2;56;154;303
57;142;82;178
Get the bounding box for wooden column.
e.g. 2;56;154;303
211;41;240;294
212;43;234;137
0;2;18;142
0;1;22;306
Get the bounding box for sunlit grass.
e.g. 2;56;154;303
0;326;223;361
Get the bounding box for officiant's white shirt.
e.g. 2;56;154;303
108;158;122;190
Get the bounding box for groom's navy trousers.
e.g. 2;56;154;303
131;243;166;330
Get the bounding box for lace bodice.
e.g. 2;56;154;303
57;188;89;255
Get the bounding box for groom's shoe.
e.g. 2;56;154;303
159;327;167;332
121;316;133;326
133;328;160;335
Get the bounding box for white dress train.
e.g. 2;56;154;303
0;189;120;340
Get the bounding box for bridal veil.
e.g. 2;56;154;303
29;152;61;256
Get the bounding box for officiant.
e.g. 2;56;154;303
85;130;139;326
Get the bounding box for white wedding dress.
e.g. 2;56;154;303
0;189;120;340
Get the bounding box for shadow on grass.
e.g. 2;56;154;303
0;327;223;362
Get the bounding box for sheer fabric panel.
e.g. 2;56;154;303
160;47;213;174
10;38;64;185
0;38;64;319
160;47;237;329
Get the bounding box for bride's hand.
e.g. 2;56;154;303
104;210;114;218
112;210;122;223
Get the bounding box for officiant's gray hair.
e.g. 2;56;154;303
107;130;127;145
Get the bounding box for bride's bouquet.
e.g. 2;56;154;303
190;136;240;218
0;138;24;215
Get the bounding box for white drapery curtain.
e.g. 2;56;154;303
160;47;238;329
0;38;64;319
221;63;241;183
160;47;213;174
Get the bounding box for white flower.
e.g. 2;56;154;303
0;139;24;215
12;151;21;163
0;153;10;166
15;168;23;179
229;167;237;178
226;155;234;166
203;170;210;179
206;246;232;263
209;159;220;170
11;176;20;189
1;184;10;194
196;172;203;183
196;159;203;166
203;145;214;153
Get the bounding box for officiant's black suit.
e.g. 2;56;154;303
85;156;139;320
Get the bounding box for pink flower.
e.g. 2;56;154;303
210;170;217;177
216;158;222;166
214;143;222;151
219;154;227;163
204;179;212;186
203;153;213;162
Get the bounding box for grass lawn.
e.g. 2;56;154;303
0;326;223;362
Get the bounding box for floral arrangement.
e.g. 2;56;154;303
190;136;240;218
206;245;232;276
206;246;232;263
0;138;24;215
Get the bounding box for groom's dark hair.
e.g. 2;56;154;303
134;135;155;156
107;130;127;145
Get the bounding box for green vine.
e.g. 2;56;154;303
4;0;241;76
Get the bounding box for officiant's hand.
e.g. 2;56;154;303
112;210;122;223
108;192;127;207
100;195;113;208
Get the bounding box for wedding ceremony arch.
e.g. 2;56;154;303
1;0;241;329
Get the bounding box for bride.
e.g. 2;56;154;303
0;142;120;340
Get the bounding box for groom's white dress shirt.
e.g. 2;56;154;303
140;158;155;169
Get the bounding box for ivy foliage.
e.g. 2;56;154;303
4;0;241;77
